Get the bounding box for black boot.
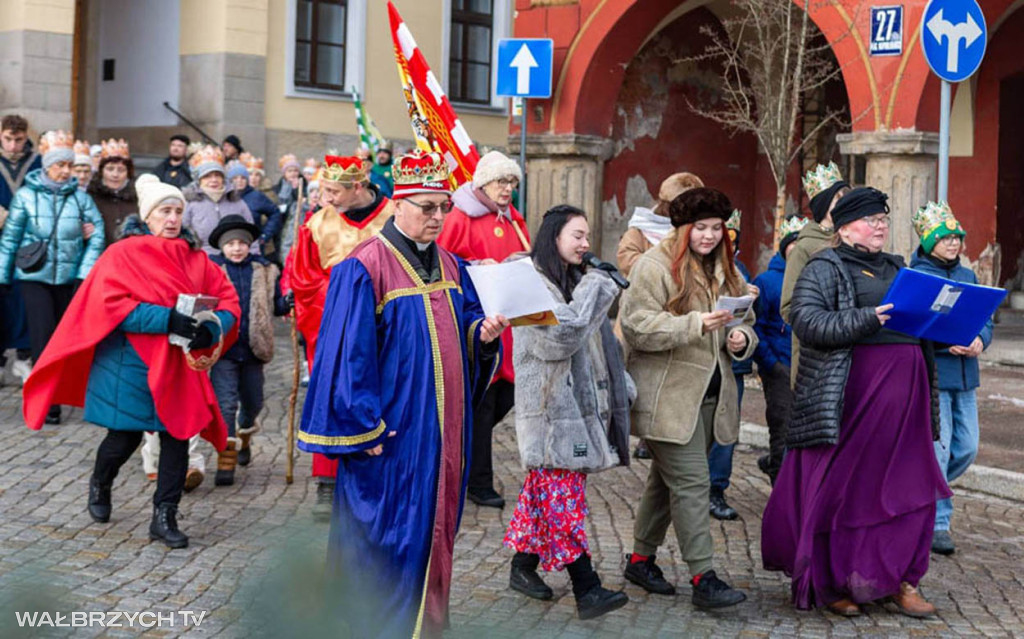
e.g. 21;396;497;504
709;488;739;521
149;503;189;549
45;405;61;425
624;554;676;595
509;553;553;600
87;476;111;523
567;554;628;620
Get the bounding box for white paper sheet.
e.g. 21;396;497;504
715;294;755;327
466;257;558;322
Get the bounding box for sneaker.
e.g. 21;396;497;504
931;530;955;555
691;570;746;609
709;490;738;521
624;554;676;595
11;357;32;384
575;586;628;620
467;487;505;509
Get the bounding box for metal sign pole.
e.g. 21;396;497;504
520;97;528;217
938;79;951;201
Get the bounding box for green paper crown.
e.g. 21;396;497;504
726;209;742;231
780;215;809;238
913;200;964;253
802;162;844;199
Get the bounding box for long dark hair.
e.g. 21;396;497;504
531;204;587;302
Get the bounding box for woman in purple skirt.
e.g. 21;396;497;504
761;187;951;618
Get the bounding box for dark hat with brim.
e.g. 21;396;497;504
209;214;259;250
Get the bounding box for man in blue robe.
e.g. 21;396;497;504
298;150;508;638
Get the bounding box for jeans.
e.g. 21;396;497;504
708;374;744;493
210;359;265;437
934;389;979;530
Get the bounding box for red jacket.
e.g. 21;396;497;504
437;184;530;384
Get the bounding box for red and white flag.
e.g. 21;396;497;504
387;1;480;187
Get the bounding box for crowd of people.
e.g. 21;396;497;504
3;109;994;637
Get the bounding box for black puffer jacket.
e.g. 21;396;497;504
788;248;939;449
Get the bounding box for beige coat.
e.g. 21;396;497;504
619;236;758;446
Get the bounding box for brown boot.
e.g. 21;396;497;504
237;421;260;467
826;598;861;617
215;439;238;486
183;467;204;492
892;582;936;618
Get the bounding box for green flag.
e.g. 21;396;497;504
353;87;386;152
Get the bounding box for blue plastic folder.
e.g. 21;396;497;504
880;268;1005;346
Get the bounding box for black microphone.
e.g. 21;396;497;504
582;252;630;289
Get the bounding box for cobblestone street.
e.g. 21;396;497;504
1;333;1023;638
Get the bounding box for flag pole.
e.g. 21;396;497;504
285;181;305;485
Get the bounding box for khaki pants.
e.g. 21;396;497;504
633;396;717;576
141;433;205;475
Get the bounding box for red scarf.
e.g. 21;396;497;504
22;235;241;449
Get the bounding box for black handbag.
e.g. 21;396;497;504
15;191;74;273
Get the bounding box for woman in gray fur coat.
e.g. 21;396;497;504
502;205;631;621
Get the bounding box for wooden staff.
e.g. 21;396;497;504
285;181;306;484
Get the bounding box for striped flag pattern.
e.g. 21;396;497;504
352;87;386;152
387;1;480;187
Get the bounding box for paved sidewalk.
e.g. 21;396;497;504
0;336;1022;638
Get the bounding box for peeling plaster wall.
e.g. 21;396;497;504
600;8;789;271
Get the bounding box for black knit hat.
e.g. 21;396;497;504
830;187;890;229
668;187;733;228
809;180;849;223
170;134;191;145
209;214;259;250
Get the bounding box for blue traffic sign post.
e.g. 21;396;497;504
496;38;554;217
920;0;987;201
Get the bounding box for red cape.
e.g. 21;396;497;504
23;235;241;449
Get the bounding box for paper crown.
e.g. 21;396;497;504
100;138;130;160
278;153;300;171
38;130;75;156
321;155;369;185
725;209;742;231
392;150;451;199
73;140;91;165
802;162;844;200
780;215;809;238
240;152;264;174
189;145;225;169
913;201;965;253
308;167;323;190
302;158;319;176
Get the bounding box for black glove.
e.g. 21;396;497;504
284;291;295;310
187;324;216;350
168;309;199;339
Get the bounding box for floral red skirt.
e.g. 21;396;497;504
503;468;589;571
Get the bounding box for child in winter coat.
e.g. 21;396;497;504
910;201;993;556
208;214;292;485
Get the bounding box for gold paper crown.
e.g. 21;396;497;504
321;156;369;185
100;138;130;159
393;150;450;186
302;158;319;175
780;215;810;237
239;152;264;174
802;162;844;199
38;130;74;156
913;201;962;239
73;140;91;156
188;144;225;170
187;141;206;157
725;209;742;231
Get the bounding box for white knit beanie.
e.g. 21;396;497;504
472;151;522;189
136;174;185;221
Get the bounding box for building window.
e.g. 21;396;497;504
449;0;493;105
294;0;348;91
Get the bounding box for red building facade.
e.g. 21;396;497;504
511;0;1024;280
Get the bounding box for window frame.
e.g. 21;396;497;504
443;0;511;113
285;0;366;101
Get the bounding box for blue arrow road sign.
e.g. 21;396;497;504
496;39;553;98
921;0;987;82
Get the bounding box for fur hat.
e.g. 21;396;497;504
472;151;522;189
654;172;704;217
135;174;185;221
668;187;733;228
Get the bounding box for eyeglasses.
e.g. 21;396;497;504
496;178;519;189
404;198;454;216
937;235;962;245
862;214;891;229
